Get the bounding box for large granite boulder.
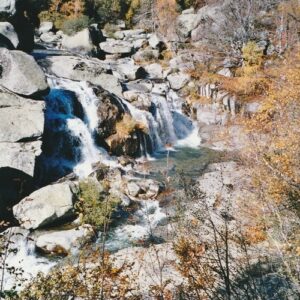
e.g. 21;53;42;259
0;22;19;49
191;2;228;43
13;182;78;230
43;56;122;97
176;12;199;39
0;90;45;221
0;141;42;178
0;49;48;97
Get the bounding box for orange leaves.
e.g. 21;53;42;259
244;225;267;245
49;0;85;19
155;0;179;38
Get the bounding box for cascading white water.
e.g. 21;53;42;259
1;229;55;291
43;76;116;179
122;89;201;156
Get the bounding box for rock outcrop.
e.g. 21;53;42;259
0;49;48;97
0;90;45;221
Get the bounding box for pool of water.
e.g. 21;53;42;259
137;146;223;184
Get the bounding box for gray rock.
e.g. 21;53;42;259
133;47;160;62
100;39;133;55
125;80;153;93
169;54;195;71
116;20;126;30
44;56;122;97
245;102;261;114
127;182;141;197
122;29;145;38
0;141;42;177
167;72;190;90
0;49;48;97
0;0;16;15
35;225;94;256
13;182;78;230
191;3;227;43
38;21;54;35
40;32;60;44
149;33;165;50
62;28;95;54
112;62;146;81
144;63;163;79
217;67;233;77
126;179;162;199
152;83;169;95
0;22;19;48
0;92;44;142
96;73;123;97
176;13;198;38
123;90;152;111
133;38;147;49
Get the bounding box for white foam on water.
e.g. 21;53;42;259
2;229;55;291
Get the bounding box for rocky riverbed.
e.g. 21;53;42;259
0;2;257;295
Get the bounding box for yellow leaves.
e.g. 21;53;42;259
115;113;148;140
242;41;264;67
125;0;140;24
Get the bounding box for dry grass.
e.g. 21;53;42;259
115;114;148;140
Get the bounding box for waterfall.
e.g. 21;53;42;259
39;76;115;182
38;73;200;183
122;89;201;156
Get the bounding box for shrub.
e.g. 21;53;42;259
115;114;148;140
62;15;90;35
242;41;264;67
76;179;120;229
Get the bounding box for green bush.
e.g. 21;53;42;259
62;15;90;36
76;179;120;229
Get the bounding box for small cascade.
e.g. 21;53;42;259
122;89;201;156
38;76;114;183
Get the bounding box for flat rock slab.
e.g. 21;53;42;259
100;40;133;54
